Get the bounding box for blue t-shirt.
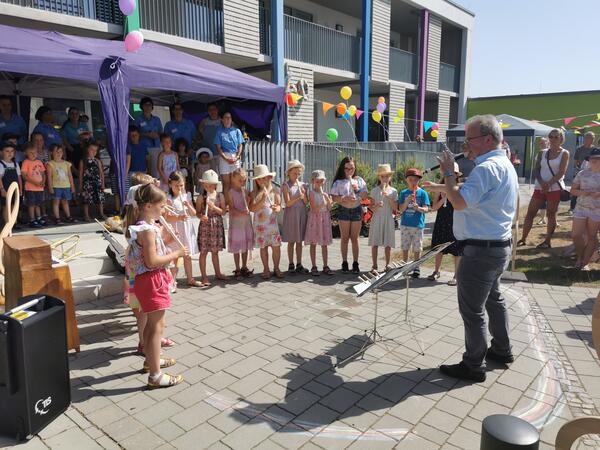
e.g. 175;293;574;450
164;118;195;148
398;187;430;229
0;113;27;144
214;126;244;155
134;114;163;148
33;122;62;147
128;142;149;173
61;121;90;146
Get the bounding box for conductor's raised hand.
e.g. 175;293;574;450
437;148;456;174
422;181;444;192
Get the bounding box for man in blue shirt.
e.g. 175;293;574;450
0;96;27;145
424;114;518;383
127;126;149;174
164;103;195;149
133;97;162;150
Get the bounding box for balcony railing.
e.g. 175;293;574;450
139;0;223;46
389;47;417;84
439;61;460;92
0;0;123;24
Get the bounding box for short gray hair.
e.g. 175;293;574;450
466;114;503;144
585;131;595;139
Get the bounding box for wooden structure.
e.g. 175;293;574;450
3;235;80;352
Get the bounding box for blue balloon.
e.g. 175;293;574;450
342;111;350;120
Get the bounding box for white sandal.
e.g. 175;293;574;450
147;372;183;389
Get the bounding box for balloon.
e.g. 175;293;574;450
378;96;385;104
376;102;386;113
396;108;405;118
348;105;357;117
285;93;295;107
372;111;382;123
326;128;338;142
342;112;350;120
431;130;439;139
119;0;136;16
340;86;352;100
124;30;144;52
431;122;440;131
336;103;347;116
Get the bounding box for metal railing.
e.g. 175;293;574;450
245;141;442;190
439;61;460;92
139;0;223;45
259;3;270;55
0;0;123;24
389;47;418;84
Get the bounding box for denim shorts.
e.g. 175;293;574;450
52;188;72;201
25;190;44;206
337;205;363;222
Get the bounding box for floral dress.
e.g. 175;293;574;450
197;192;225;253
81;157;104;205
254;191;282;248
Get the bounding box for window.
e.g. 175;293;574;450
335;24;344;32
284;6;313;22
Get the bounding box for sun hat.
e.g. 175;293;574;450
405;168;422;178
588;148;600;159
196;147;213;161
252;164;276;180
311;170;326;180
200;169;219;185
377;164;393;176
286;159;305;173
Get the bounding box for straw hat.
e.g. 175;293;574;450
311;170;326;180
200;169;219;185
286;159;304;173
376;164;393;176
252;164;276;180
196;147;213;161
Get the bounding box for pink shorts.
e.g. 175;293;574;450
134;269;171;313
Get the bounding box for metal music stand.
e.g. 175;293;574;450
335;242;453;367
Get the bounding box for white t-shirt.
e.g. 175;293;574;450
535;149;568;192
330;177;368;197
0;160;21;177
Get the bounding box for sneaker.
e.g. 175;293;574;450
485;348;514;364
341;261;349;273
38;216;47;226
352;261;360;274
29;220;41;228
411;268;420;278
447;277;457;286
440;362;486;382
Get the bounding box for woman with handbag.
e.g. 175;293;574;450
518;129;570;249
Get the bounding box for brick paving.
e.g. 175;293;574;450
2;235;600;449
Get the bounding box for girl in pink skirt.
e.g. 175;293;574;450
228;168;254;280
304;170;333;276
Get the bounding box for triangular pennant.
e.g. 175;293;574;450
596;113;600;120
423;121;433;132
593;121;600;126
585;122;600;128
322;102;334;115
564;117;576;126
574;130;581;135
355;109;364;119
501;123;512;129
290;93;303;103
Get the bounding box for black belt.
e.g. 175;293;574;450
459;239;512;248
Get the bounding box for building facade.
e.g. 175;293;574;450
0;0;473;142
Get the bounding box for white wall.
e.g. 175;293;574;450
285;0;362;35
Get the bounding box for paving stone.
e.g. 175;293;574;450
421;407;463;434
119;428;165;450
44;427;103;449
388;395;436;424
170;401;221;431
171;423;224;449
221;417;279;449
447;426;482;449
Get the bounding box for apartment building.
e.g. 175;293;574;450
0;0;473;142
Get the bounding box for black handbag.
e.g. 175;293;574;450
545;151;571;202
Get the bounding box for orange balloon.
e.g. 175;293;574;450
336;103;347;116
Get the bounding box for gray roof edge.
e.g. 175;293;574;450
443;0;475;17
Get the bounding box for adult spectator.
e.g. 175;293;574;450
134;97;162;178
214;111;244;197
571;132;596;214
518;129;569;249
0;95;27;145
61;106;92;169
423;114;518;382
570;148;600;270
193;103;221;154
127;125;148;173
33;106;62;148
164;102;195;150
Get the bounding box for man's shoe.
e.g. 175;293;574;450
440;362;486;382
341;261;349;273
485;348;514;364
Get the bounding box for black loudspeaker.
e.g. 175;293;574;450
0;295;71;441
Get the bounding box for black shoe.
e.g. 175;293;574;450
287;263;295;274
352;261;360;274
440;362;486;382
341;261;349;273
411;268;420;278
29;220;42;228
295;263;309;274
486;348;514;364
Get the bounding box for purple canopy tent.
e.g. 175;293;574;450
0;24;286;200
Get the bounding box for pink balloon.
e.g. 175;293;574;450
376;102;386;114
119;0;136;16
124;30;144;52
431;123;440;131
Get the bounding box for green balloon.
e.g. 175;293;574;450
326;128;338;142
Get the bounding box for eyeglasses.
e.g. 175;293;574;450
549;135;561;139
464;134;488;145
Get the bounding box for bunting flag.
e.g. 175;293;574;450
597;113;600;120
584;122;600;128
355;109;364;119
423;121;434;132
290;93;303;103
501;123;512;129
564;117;576;126
574;130;581;135
322;102;334;115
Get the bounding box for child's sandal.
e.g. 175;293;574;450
273;269;285;279
261;271;271;280
233;269;243;280
241;267;254;277
147;373;184;389
161;338;175;348
310;266;320;276
322;266;333;276
287;263;295;273
142;357;177;373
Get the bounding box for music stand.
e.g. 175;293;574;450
335;242;453;367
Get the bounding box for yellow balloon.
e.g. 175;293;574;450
372;111;382;123
340;86;352;100
431;129;439;139
348;105;357;117
378;96;385;104
396;108;405;118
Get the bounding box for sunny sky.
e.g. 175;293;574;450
455;0;599;98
